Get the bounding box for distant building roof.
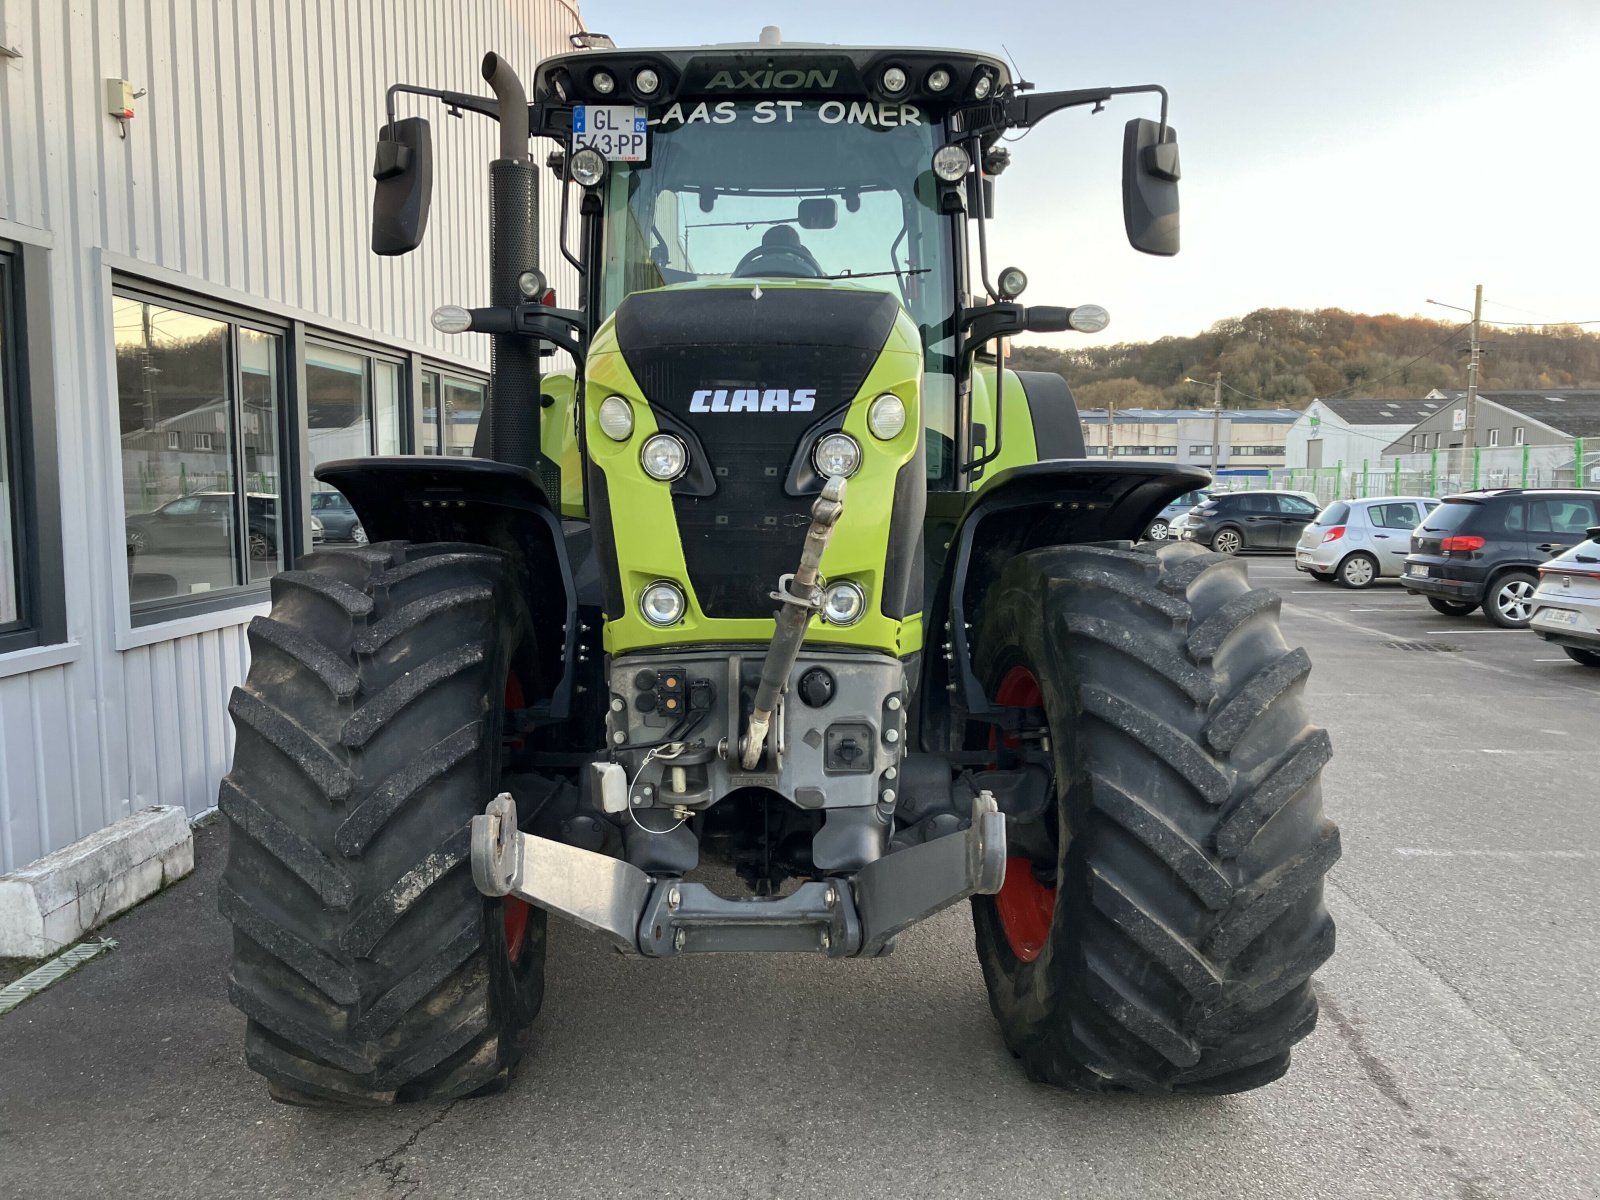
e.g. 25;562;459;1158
1079;407;1300;425
1477;391;1600;438
1316;397;1442;425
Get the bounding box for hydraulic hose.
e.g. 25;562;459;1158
741;477;847;770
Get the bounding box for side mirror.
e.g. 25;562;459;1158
797;198;837;229
1586;525;1600;542
371;117;433;256
1122;118;1179;256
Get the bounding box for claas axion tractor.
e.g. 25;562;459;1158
218;28;1340;1106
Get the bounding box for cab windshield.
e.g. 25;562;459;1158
597;97;958;479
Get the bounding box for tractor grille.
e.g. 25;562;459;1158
615;287;899;618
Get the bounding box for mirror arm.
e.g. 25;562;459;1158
385;82;502;126
1000;83;1169;137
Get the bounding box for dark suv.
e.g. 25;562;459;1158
1180;490;1320;554
1403;489;1600;627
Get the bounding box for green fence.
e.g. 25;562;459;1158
1258;441;1596;504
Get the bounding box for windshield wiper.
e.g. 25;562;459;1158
820;268;930;281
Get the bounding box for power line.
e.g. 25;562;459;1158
1477;317;1600;327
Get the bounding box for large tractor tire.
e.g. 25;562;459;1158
971;540;1339;1094
219;540;547;1105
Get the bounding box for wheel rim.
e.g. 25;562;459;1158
1496;579;1535;622
1343;556;1374;587
501;672;532;962
249;533;271;560
1215;530;1240;554
352;524;368;545
1149;521;1168;541
991;666;1055;963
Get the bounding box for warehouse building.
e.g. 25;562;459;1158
0;0;583;883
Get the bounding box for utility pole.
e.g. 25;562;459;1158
1210;371;1222;474
1463;283;1483;451
1106;398;1116;461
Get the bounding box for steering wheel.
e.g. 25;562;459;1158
731;242;825;279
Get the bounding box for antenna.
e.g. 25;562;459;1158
1000;43;1033;92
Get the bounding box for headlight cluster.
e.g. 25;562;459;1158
820;580;866;626
640;433;688;481
640;580;686;627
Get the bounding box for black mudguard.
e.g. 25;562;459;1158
315;456;581;724
918;460;1210;748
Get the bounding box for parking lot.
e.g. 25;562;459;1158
2;554;1598;1199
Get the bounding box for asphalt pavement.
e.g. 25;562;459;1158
3;555;1599;1199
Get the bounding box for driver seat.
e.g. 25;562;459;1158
731;224;824;279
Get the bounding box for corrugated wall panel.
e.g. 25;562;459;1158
0;0;584;872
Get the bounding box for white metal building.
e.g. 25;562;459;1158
0;0;583;875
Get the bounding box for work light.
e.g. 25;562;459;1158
570;147;606;188
591;70;616;95
634;67;660;96
881;66;908;94
932;145;971;183
926;67;952;93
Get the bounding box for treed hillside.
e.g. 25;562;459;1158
1009;308;1600;412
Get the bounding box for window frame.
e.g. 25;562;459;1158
0;239;67;657
1488;429;1499;448
304;332;411;464
418;362;490;457
113;278;297;626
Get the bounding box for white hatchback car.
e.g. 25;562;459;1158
1529;529;1600;668
1294;496;1440;589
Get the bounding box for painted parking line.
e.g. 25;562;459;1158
1397;847;1600;861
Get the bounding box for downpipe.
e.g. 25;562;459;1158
476;53;542;473
741;477;846;770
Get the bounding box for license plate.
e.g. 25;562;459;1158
573;105;648;161
1536;607;1580;626
1296;551;1312;562
1407;564;1429;578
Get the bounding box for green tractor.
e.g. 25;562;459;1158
218;28;1339;1106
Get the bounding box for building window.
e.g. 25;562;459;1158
0;253;20;630
1189;444;1212;455
420;369;487;457
1085;445;1107;456
1410;435;1418;452
115;289;287;618
1231;445;1283;457
1514;427;1525;446
1112;445;1177;457
1488;429;1500;447
0;242;67;654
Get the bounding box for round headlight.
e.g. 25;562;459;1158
867;393;907;440
881;65;908;94
634;67;660;95
640;433;688;481
570;147;607;188
517;267;548;299
598;395;634;441
972;71;994;100
931;144;971;183
820;580;866;626
926;67;952;93
997;266;1028;299
430;305;472;334
640;580;685;627
813;432;862;479
591;69;616;95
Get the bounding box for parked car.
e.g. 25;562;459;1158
1145;489;1209;541
1402;488;1600;628
1179;490;1321;554
1294;496;1440;588
126;491;320;560
310;489;367;544
1529;526;1600;667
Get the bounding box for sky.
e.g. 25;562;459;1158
580;0;1600;346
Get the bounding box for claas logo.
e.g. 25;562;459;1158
689;388;818;414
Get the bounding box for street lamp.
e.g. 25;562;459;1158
1183;374;1223;473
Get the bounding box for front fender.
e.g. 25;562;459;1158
315;456;581;724
918;461;1209;748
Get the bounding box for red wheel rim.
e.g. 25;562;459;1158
501;673;531;962
991;666;1055;963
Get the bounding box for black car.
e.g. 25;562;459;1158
309;489;367;544
126;491;285;560
1402;488;1600;628
1179;490;1321;554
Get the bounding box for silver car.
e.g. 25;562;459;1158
1145;489;1210;541
1529;530;1600;667
1294;495;1439;589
